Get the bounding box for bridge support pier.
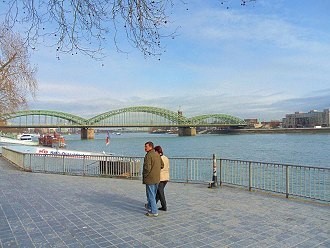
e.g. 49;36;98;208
178;127;196;136
81;128;95;139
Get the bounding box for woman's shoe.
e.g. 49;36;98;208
144;203;150;211
158;207;167;211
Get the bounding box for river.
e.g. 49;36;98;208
62;132;330;168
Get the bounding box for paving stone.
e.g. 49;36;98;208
0;157;329;248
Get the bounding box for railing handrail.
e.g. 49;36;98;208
217;158;330;170
26;152;329;171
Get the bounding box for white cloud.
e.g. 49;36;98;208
181;7;330;52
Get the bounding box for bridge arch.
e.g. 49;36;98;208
189;114;246;125
0;108;247;135
87;106;189;125
1;110;87;126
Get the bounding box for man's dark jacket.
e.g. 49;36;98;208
143;149;164;184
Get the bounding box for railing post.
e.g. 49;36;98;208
249;162;252;191
43;155;46;172
22;153;26;170
186;158;189;183
129;158;133;179
62;156;65;174
286;165;289;198
219;159;222;186
211;154;218;188
30;153;33;171
83;155;86;176
105;156;108;175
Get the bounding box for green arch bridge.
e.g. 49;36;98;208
0;106;246;137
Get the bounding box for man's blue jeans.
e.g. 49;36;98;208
146;184;159;214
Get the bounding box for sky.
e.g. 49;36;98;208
22;0;330;121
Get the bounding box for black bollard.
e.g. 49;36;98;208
209;154;218;188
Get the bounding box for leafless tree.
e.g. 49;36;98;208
0;26;37;115
1;0;255;58
1;0;174;58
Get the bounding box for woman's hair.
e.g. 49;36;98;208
154;145;163;156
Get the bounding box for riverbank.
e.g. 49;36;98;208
213;127;330;134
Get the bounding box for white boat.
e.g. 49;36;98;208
19;134;33;141
35;147;103;156
6;145;106;156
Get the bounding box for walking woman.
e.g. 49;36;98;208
154;145;170;211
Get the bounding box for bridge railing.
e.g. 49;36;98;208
1;147;329;202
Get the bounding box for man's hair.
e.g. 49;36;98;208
145;141;154;148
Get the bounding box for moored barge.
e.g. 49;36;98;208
38;133;66;148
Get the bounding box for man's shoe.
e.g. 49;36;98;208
145;212;158;217
158;207;167;211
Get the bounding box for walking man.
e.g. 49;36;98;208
143;141;164;217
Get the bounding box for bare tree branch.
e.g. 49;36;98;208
1;0;256;58
0;26;37;114
1;0;175;58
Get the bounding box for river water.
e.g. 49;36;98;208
63;132;330;168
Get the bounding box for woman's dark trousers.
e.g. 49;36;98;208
156;181;168;210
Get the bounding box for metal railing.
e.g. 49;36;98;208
2;147;329;202
2;147;142;179
218;159;329;202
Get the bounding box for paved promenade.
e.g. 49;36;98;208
0;157;329;248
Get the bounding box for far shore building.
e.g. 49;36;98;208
244;119;281;129
244;118;259;128
282;109;330;128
